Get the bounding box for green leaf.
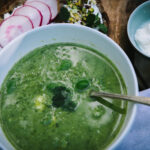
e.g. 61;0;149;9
85;13;108;34
94;14;101;26
86;14;96;27
57;7;70;22
98;24;108;34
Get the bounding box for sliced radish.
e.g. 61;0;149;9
13;5;43;28
25;1;52;25
27;0;58;20
0;15;33;47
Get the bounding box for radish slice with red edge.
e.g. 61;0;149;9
0;15;33;47
27;0;58;20
13;5;43;28
25;1;52;25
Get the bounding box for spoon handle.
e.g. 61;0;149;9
90;91;150;106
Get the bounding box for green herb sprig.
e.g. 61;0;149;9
56;0;108;34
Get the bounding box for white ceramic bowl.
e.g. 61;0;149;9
0;24;138;150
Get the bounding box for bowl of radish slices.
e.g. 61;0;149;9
0;0;59;49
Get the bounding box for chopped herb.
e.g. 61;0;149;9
94;14;101;26
86;14;96;27
46;83;57;91
76;79;90;92
86;14;107;33
56;0;108;34
57;7;70;22
98;24;108;34
51;86;76;111
59;59;72;71
42;118;51;126
63;100;77;111
52;86;70;107
6;79;16;94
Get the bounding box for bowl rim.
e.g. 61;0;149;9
0;23;139;150
127;0;150;58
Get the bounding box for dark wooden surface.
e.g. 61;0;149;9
0;0;26;23
0;0;150;90
101;0;149;90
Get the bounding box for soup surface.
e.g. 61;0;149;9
0;43;127;150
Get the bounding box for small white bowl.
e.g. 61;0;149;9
127;1;150;58
0;24;138;150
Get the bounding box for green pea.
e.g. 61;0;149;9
75;80;89;92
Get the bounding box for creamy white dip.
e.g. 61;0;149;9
135;23;150;56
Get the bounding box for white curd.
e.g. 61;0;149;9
135;23;150;56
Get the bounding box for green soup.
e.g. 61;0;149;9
0;43;127;150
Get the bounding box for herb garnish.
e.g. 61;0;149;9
56;7;70;22
56;0;108;34
86;14;108;33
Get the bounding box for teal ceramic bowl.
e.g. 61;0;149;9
127;1;150;58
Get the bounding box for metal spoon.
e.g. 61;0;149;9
90;91;150;106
